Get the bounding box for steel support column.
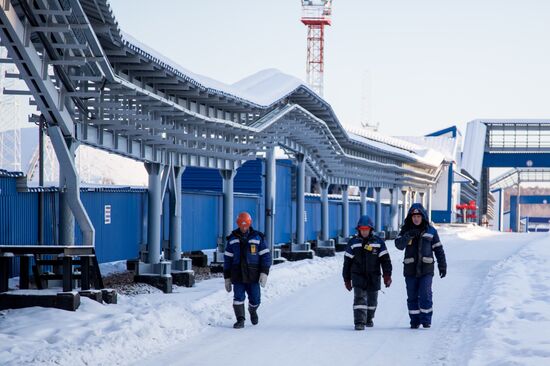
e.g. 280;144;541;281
359;186;367;216
390;188;399;231
426;187;433;223
320;181;329;241
265;148;276;260
169;166;185;261
341;185;349;238
220;169;236;249
59;139;76;246
401;189;409;226
419;191;426;207
375;187;382;232
296;154;306;245
145;162;162;264
48;127;94;246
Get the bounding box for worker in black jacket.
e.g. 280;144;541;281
395;203;447;329
343;215;392;330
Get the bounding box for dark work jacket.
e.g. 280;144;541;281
223;227;271;284
342;233;392;291
394;204;447;277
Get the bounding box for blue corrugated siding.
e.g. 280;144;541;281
349;201;361;233
305;197;321;240
182;159;263;194
181;191;220;251
275;160;293;244
329;200;342;238
235;194;260;231
367;202;375;218
234;159;263;194
182;167;222;192
76;190;145;263
381;204;391;230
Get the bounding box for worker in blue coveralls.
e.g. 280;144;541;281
395;203;447;329
343;215;392;330
224;212;271;329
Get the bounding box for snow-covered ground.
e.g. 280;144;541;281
1;226;549;366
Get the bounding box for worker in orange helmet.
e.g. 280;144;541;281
224;212;271;329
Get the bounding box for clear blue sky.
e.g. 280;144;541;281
109;0;550;136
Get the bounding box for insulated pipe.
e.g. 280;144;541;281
359;187;367;216
375;187;382;232
169;166;185;261
420;191;426;207
220;169;236;251
342;185;349;238
296;154;306;245
320;181;329;241
145;162;162;264
265;148;276;261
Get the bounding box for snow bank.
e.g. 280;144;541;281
0;255;341;366
436;224;504;241
468;234;550;366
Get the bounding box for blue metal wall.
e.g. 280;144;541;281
2;160;400;277
76;189;146;263
510;195;550;232
349;201;361;233
275;160;293;244
182;159;263;194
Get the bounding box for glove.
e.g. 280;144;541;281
383;274;392;288
406;228;421;239
439;267;447;278
259;273;268;288
224;278;232;292
344;280;352;291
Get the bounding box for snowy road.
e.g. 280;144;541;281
138;229;548;366
2;227;549;366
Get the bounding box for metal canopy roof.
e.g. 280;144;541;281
490;168;550;190
0;0;446;189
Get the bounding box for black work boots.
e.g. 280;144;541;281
233;304;245;329
249;305;259;325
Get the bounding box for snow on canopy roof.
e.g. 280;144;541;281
346;129;446;168
116;34;444;168
396;135;459;163
122;33;313;108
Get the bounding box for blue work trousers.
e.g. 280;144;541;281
233;282;261;307
405;275;433;326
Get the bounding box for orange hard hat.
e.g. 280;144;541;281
236;212;252;229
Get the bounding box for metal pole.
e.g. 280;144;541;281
58;138;75;246
359;186;367;216
220;169;236;250
375;187;382;232
145;162;162;264
426;188;432;223
419;191;426;208
265;149;276;262
342;184;349;238
390;188;398;231
169;166;185;261
296;154;305;245
320;180;329;241
38;115;44;245
401;189;408;226
517;175;521;232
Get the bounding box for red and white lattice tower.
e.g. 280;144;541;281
301;0;332;97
